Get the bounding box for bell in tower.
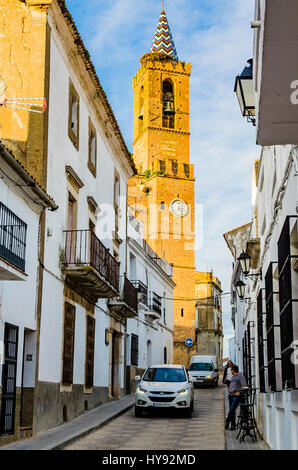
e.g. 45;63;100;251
163;80;175;128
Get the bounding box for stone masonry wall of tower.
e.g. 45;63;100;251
128;48;197;366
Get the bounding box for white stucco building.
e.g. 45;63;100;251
125;214;175;392
0;142;57;444
0;1;176;444
225;0;298;450
33;4;138;435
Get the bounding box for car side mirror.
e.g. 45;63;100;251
135;375;141;381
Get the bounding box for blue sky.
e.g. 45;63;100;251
67;0;257;357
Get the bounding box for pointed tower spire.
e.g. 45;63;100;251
151;9;178;60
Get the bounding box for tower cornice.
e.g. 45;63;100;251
133;53;191;87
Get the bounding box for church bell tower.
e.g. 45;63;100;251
128;8;197;365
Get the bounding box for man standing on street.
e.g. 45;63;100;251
225;365;248;431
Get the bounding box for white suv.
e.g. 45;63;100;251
134;364;194;417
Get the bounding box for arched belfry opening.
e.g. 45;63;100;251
138;85;144;135
162;79;175;129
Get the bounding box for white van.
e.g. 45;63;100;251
188;355;219;387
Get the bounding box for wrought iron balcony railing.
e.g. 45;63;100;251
108;275;138;318
0;201;27;272
150;292;162;315
123;275;138;315
131;280;148;306
62;229;120;299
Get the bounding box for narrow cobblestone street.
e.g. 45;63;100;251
65;383;225;450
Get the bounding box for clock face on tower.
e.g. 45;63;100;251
170;199;188;217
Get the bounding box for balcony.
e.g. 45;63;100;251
108;275;138;318
0;202;27;280
62;229;120;302
145;292;162;319
131;280;148;306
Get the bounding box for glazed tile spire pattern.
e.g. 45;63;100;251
151;10;178;60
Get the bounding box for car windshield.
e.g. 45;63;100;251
189;363;213;371
143;367;186;383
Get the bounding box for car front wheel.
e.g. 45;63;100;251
135;406;143;417
184;401;193;418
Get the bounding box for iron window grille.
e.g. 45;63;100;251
242;335;248;382
0;324;19;436
278;216;298;390
131;280;148;306
151;292;162;315
131;334;139;367
265;262;282;392
242;323;255;388
257;289;268;393
123;276;138;314
0;201;27;272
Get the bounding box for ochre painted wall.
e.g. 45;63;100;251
0;0;50;186
128;52;197;366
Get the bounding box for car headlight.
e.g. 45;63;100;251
137;385;147;394
178;387;189;395
206;375;212;379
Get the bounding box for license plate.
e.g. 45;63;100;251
152;402;171;407
197;379;204;383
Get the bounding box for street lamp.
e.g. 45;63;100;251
237;251;251;276
237;251;262;280
235;280;246;300
234;58;255;125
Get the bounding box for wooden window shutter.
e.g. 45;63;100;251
131;334;139;367
85;316;95;388
62;303;76;385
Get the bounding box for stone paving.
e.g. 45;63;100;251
1;394;135;450
65;383;226;450
224;388;270;451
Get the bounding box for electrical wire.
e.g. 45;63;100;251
161;292;231;301
0;166;49;209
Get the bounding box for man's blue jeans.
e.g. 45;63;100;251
226;394;241;427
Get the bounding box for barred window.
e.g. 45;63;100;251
278;216;298;389
257;289;267;393
242;322;255;388
62;303;76;386
265;262;282;392
131;334;139;367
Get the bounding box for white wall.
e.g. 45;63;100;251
232;144;298;449
37;16;134;391
126;232;174;371
256;145;298;450
0;175;41;388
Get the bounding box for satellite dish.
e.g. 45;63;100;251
0;75;47;114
